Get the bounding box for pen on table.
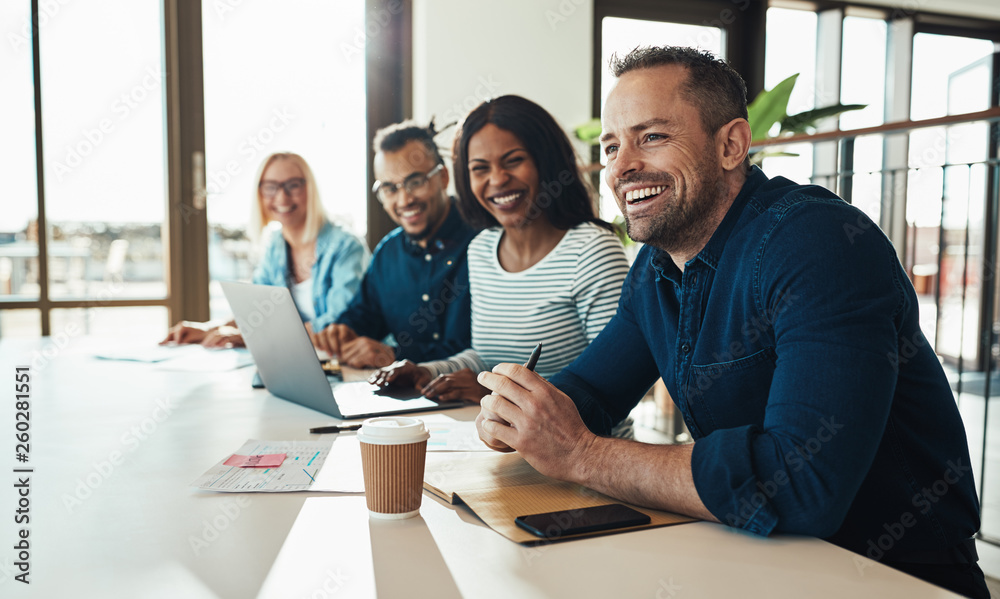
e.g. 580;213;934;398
309;424;362;434
523;342;542;372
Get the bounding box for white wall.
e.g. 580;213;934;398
412;0;594;161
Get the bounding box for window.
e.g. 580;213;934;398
839;14;887;222
202;0;367;321
760;6;817;185
906;33;994;361
1;1;40;335
41;1;167;302
0;0;172;337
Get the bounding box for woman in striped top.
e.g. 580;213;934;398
370;95;629;405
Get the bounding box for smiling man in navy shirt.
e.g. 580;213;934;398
311;121;476;367
475;46;986;597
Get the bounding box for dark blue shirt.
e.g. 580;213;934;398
551;166;980;560
337;200;476;362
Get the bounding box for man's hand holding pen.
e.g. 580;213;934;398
475;362;596;481
473;342;598;481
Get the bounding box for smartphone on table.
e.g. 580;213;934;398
514;503;651;538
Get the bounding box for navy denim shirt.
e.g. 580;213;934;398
551;166;980;560
337;200;476;362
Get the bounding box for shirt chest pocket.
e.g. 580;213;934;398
685;346;777;432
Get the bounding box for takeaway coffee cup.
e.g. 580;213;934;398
357;417;430;519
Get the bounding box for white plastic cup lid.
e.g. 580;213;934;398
357;417;430;445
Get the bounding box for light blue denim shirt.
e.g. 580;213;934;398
252;221;370;331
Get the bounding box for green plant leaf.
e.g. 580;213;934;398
574;118;603;145
780;103;867;135
747;73;798;142
610;215;634;246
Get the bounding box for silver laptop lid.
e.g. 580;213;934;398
221;281;346;417
220;281;461;419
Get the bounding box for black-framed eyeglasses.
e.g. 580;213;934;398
372;164;443;203
259;177;306;198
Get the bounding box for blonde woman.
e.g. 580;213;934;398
161;152;369;348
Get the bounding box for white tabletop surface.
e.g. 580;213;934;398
0;337;961;598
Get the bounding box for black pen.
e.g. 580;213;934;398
524;342;542;371
309;424;362;434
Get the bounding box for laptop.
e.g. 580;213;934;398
221;281;463;420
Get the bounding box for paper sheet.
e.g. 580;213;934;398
420;415;492;452
154;347;254;372
192;438;363;492
94;344;203;363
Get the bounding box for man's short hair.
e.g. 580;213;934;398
609;46;748;135
373;119;445;165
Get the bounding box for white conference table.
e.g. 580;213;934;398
0;337;963;598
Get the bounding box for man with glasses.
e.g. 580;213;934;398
311;120;476;368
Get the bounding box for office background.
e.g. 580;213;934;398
2;0;1000;581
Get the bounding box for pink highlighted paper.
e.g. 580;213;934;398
224;453;287;468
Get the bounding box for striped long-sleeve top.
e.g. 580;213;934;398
420;222;629;379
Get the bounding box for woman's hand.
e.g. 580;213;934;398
421;368;490;403
368;360;433;389
201;325;245;348
160;321;209;345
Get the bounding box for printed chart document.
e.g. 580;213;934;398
192;438;364;492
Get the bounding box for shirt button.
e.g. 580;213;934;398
690;273;698;284
425;254;432;262
421;294;430;301
446;260;453;266
432;332;440;340
681;343;691;354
